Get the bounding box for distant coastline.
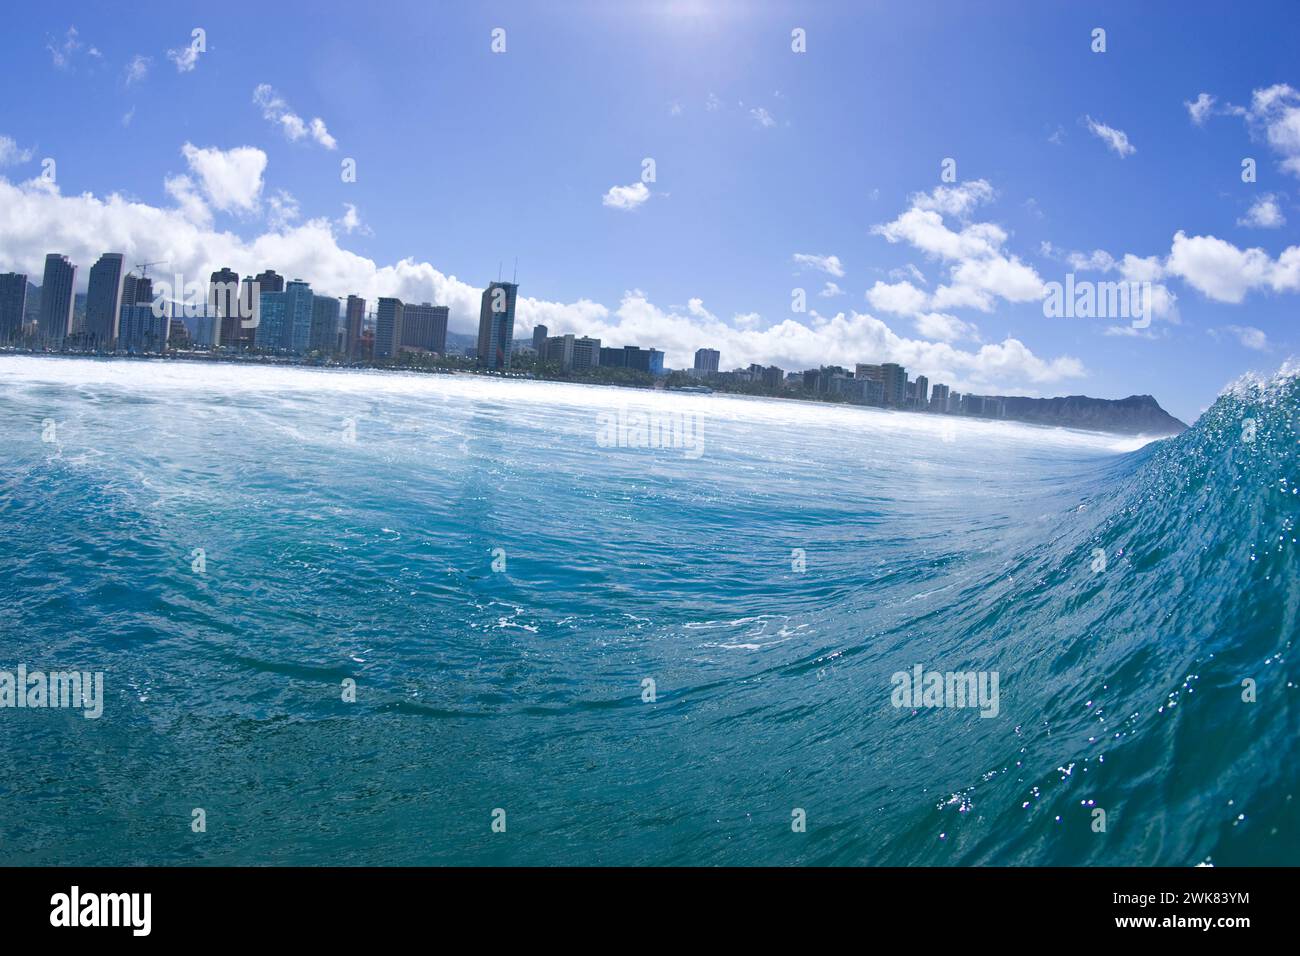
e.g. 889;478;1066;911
0;346;1189;438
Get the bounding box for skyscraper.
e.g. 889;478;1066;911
532;323;548;354
476;281;518;370
118;303;170;353
374;298;404;360
694;348;720;374
0;272;27;343
254;270;285;293
344;295;366;360
309;296;341;355
37;254;77;346
913;375;929;409
400;303;449;354
209;267;240;348
880;363;908;406
85;253;126;350
284;280;314;354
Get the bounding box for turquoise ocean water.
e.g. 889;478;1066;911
0;355;1295;865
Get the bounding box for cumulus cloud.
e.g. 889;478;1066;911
818;281;844;297
337;203;369;236
0;135;34;167
1165;230;1300;302
0;172;1086;395
177;143;267;214
252;84;337;149
912;312;978;343
1238;194;1286;228
873;181;1046;312
866;279;928;315
750;106;776;128
601;181;650;211
1185;93;1216;126
1083;116;1136;157
166;42;200;73
792;252;844;277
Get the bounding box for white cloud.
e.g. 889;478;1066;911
1165;230;1300;302
792;252;845;278
309;118;337;151
873;182;1046;312
178;143;267;214
166;43;200;74
1185;93;1216;126
911;179;995;217
337;203;369;236
819;281;844;297
1219;325;1270;350
252;84;337;149
1238;193;1286;229
750;106;776;128
0;135;34;167
1083;116;1136;157
866;279;928;315
601;181;651;211
705;92;722;111
124;54;150;86
913;312;978;343
266;189;300;231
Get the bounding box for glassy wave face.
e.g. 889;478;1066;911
0;356;1295;866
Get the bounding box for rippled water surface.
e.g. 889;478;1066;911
0;356;1295;865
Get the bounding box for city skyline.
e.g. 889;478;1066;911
3;4;1300;423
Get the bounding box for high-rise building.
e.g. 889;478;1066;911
0;272;27;343
85;253;126;350
476;281;518;370
344;295;365;360
209;267;240;348
531;323;548;355
254;270;285;293
310;296;341;355
121;273;152;310
400;302;449;354
37;254;77;345
283;280;314;354
118;303;170;352
913;374;929;409
694;348;720;374
929;383;950;411
374;298;404;360
880;363;908;406
544;334;575;370
572;336;601;371
256;281;311;353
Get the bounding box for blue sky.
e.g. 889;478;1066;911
2;0;1300;422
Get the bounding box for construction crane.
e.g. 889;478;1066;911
134;260;168;278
